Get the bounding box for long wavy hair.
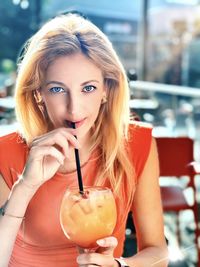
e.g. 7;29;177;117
15;13;135;215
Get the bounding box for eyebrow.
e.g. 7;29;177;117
45;80;100;87
81;80;100;86
45;81;66;87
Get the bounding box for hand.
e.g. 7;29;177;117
21;128;80;188
77;236;119;267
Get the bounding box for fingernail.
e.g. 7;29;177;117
97;239;105;246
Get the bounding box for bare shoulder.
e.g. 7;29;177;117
143;136;159;174
150;137;158;154
0;174;10;207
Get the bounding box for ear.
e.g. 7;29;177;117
103;85;108;98
33;89;43;104
101;94;107;104
101;86;107;104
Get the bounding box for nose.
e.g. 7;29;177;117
67;93;80;115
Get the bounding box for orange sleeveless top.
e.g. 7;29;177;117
0;122;152;267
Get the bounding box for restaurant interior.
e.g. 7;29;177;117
1;0;200;266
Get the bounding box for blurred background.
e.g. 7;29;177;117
1;0;200;266
1;0;200;140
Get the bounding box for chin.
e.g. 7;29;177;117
76;126;92;141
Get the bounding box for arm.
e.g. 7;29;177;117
0;174;37;267
77;138;169;267
125;137;168;266
0;128;80;267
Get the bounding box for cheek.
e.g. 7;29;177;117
44;101;64;124
89;101;102;120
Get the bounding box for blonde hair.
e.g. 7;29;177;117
15;13;135;215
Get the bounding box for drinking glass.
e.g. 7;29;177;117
60;186;117;248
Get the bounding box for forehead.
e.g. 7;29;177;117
45;53;103;83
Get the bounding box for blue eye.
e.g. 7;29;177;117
82;85;96;93
49;87;65;93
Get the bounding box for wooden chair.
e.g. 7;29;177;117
156;137;200;266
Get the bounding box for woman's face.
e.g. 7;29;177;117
41;53;105;142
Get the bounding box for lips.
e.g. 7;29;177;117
64;118;86;128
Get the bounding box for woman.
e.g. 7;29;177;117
0;13;168;267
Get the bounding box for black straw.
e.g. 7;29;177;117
71;122;84;194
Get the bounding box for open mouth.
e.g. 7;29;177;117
64;120;74;128
64;119;85;128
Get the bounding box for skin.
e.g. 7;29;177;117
76;138;168;267
0;53;168;267
41;53;106;144
40;53;106;174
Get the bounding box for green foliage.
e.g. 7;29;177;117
0;59;16;73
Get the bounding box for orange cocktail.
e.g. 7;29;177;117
60;186;117;248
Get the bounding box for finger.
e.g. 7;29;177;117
33;131;79;148
77;247;95;255
31;133;80;158
32;127;76;141
96;236;118;255
47;127;77;138
31;129;80;151
77;253;97;265
51;134;70;159
29;145;65;165
77;252;114;266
